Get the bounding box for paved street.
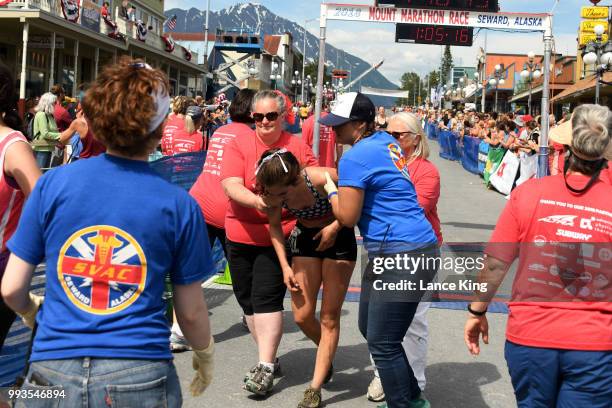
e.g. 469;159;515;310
176;140;514;408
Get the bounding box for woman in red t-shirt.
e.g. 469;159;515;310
166;106;205;155
168;90;257;352
221;90;317;397
465;104;612;408
161;96;189;155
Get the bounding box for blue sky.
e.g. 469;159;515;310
164;1;585;84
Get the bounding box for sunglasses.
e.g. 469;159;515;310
252;112;280;122
390;131;416;139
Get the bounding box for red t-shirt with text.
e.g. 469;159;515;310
487;174;612;351
302;112;337;168
161;115;185;155
221;131;318;246
164;130;204;155
190;123;252;228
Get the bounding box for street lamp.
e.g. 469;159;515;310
520;51;542;115
581;24;612;105
303;74;313;103
489;64;506;112
301;17;319;104
474;72;480;107
291;70;302;103
270;61;282;90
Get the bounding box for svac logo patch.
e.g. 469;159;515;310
57;226;147;315
387;143;411;181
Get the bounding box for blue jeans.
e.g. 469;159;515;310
34;151;51;169
505;341;612;408
358;246;438;407
15;358;182;408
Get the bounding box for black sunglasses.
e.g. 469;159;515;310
390;131;415;139
252;112;280;122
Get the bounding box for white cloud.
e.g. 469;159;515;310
325;27;578;86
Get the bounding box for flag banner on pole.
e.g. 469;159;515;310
164;15;177;31
360;86;409;98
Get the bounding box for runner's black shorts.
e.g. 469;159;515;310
287;223;357;261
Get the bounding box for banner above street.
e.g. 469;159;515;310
322;3;551;33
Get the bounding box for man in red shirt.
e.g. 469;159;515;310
465;105;611;408
51;84;73;132
302;103;343;168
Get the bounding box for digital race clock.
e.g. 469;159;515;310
377;0;499;13
395;24;474;46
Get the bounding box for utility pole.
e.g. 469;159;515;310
417;75;421;107
480;30;487;113
202;0;211;100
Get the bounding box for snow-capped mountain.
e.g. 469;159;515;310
164;3;399;93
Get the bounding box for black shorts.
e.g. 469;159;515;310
226;240;287;316
287;223;357;261
206;223;227;256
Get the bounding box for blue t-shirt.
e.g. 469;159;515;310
338;131;437;253
8;154;214;362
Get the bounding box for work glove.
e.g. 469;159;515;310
190;337;215;396
323;172;338;197
17;292;44;329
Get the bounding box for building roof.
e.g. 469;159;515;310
551;71;612;103
263;35;281;55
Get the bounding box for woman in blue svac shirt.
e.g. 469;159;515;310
321;92;439;408
1;58;214;407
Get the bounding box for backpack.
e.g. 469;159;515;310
25;112;35;142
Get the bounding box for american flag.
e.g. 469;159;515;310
164;15;177;31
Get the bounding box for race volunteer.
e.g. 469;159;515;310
1;59;215;407
366;112;443;403
164;105;205;155
221;90;317;397
321;92;438;408
166;89;256;352
465;104;612;408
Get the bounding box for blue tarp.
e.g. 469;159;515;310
461;136;481;175
149;151;207;191
478;141;490;175
427;123;438;140
439;131;461;161
150;152;226;274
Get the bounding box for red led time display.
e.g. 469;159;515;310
396;24;474;46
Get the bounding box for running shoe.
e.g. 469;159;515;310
243;364;274;396
169;332;191;352
409;394;431;408
376;394;430;408
244;358;281;382
297;387;321;408
367;376;385;402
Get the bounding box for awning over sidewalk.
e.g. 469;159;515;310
551;72;612;103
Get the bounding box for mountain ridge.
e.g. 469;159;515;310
164;3;400;99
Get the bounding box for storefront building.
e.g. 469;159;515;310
0;0;204;112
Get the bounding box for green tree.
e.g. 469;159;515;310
303;61;332;89
397;71;421;107
440;45;454;86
